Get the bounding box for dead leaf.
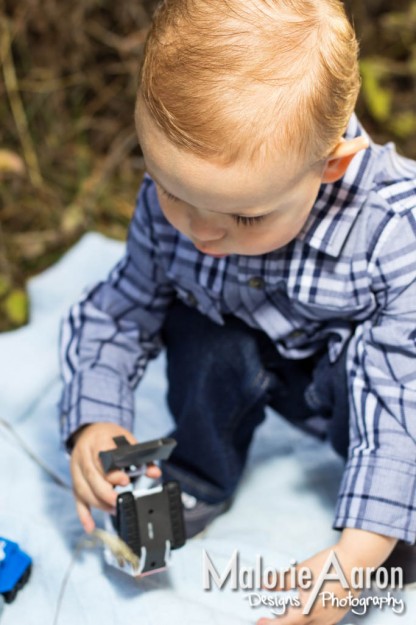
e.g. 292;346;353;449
0;149;25;175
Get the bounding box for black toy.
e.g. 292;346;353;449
99;436;186;576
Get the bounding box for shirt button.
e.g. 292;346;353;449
247;277;265;289
186;292;198;307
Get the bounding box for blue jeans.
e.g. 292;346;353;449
161;301;349;504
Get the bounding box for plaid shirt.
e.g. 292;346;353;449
60;115;416;543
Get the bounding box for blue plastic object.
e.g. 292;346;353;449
0;538;32;603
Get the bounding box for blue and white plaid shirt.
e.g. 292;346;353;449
60;115;416;543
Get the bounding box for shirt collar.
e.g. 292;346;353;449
297;114;376;258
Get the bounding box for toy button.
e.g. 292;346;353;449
247;277;265;289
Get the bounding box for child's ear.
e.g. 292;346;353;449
321;136;369;184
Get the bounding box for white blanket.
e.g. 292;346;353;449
0;233;413;625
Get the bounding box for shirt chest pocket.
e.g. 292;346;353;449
291;294;375;322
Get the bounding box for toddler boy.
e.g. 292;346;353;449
60;1;416;622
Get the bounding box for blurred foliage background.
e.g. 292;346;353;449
0;0;415;331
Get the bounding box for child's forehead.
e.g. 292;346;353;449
137;106;310;208
136;96;312;204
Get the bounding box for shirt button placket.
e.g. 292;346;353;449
186;292;198;307
247;276;265;289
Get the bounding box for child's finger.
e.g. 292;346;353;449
75;499;96;534
146;462;162;478
87;470;118;508
72;460;117;509
106;469;131;487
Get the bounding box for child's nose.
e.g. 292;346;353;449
189;212;225;242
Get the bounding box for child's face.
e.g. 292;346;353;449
136;101;326;257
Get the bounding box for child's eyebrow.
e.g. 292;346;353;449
146;167;276;219
145;169;197;207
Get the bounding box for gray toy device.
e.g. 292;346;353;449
99;436;186;576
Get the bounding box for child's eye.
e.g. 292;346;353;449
232;214;266;227
160;187;181;203
159;184;265;227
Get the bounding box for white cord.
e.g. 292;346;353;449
0;417;139;625
0;418;70;489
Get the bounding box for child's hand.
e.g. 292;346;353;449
257;529;397;625
257;545;357;625
70;423;161;533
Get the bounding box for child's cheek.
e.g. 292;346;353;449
159;199;187;234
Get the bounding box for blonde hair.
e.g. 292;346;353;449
139;0;360;165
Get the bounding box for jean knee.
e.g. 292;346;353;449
163;304;269;420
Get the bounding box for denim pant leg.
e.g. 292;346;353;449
161;302;271;504
161;301;350;503
305;345;350;460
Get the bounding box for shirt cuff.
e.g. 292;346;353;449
333;454;416;544
59;371;135;450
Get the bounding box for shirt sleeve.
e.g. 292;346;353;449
59;178;175;448
333;208;416;544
